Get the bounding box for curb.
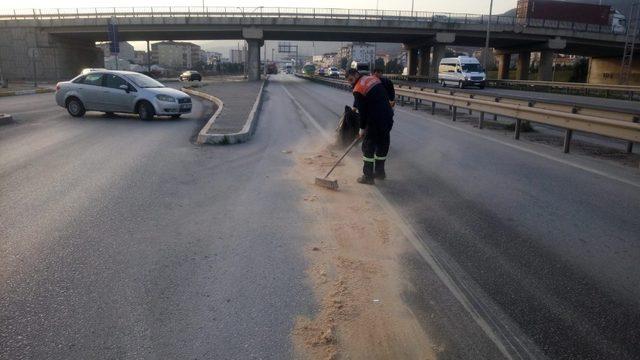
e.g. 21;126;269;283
189;79;267;145
182;87;225;143
0;113;14;125
0;88;55;97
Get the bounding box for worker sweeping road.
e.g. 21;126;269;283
346;68;394;185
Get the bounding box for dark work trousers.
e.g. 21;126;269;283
362;126;391;178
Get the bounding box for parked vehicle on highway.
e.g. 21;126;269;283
327;67;340;77
302;63;316;75
179;70;202;82
438;56;486;89
55;70;192;121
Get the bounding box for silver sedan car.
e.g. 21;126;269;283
55;70;192;120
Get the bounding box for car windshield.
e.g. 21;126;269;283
461;63;482;72
125;73;165;88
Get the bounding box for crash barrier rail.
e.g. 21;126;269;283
0;7;624;34
487;79;640;101
296;74;640;155
385;75;640;101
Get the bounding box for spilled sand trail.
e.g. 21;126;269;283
288;141;438;360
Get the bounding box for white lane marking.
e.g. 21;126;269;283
395;107;640;190
282;81;538;360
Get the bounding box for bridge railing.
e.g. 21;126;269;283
297;74;640;153
0;6;621;34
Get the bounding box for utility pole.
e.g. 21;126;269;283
411;0;415;17
482;0;494;70
146;40;151;73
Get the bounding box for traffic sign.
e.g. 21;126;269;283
107;20;119;54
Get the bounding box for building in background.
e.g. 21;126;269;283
133;50;147;65
230;49;247;64
97;41;135;61
151;41;202;70
205;51;223;65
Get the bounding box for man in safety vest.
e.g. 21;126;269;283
346;68;394;185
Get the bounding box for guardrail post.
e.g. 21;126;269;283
563;129;573;153
431;102;436;115
479;112;484;129
451;106;457;121
414;98;418;110
626;142;634;154
514;119;522;140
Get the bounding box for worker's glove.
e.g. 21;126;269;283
358;128;366;139
389;100;396;108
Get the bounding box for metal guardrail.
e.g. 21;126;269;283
487;79;640;101
0;6;623;34
386;75;640;101
297;74;640;154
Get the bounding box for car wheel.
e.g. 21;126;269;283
171;114;181;119
137;101;155;121
66;97;86;117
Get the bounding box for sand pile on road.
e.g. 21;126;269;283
289;143;438;360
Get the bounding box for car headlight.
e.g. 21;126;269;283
156;94;176;102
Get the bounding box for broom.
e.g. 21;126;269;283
314;137;361;190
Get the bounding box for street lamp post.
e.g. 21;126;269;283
411;0;414;17
482;0;494;71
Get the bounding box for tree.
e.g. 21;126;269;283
569;57;589;83
385;59;403;74
340;57;349;70
374;57;385;71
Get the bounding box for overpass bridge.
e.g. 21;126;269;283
0;6;632;81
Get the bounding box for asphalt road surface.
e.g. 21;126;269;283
2;75;640;359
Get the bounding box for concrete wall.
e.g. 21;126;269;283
0;27;102;81
587;57;640;85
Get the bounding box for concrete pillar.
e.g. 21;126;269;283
406;46;418;76
418;46;431;77
496;53;511;80
516;52;531;80
538;50;554;81
246;39;261;81
430;43;447;79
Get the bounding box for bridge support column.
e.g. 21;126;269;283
496;53;511;80
242;27;264;81
516;52;530;80
418;46;431;77
246;40;262;81
0;28;102;81
538;50;554;81
430;43;447;80
406;46;418;76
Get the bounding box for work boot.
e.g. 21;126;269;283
357;175;375;185
374;159;386;180
358;160;375;185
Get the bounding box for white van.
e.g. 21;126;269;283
438;56;486;89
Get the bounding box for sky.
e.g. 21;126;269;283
0;0;518;57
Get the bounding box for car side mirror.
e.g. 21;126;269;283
119;84;129;92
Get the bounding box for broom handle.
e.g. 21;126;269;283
324;137;361;179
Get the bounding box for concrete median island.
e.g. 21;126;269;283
186;79;266;145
